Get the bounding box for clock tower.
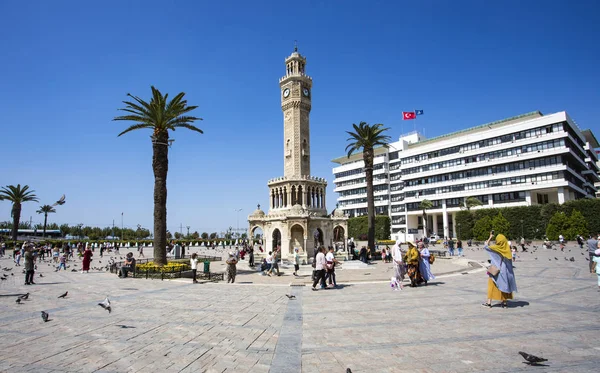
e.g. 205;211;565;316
247;47;348;262
280;45;312;178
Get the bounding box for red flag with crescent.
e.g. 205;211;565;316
403;112;416;120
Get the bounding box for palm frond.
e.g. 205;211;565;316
118;123;154;137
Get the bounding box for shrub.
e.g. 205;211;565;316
348;215;391;240
546;211;569;240
566;209;588;239
492;212;510;237
473;216;493;241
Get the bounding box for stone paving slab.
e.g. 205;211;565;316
0;242;598;372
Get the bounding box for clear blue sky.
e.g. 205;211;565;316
1;0;599;235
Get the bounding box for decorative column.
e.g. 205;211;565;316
557;187;565;204
432;214;438;236
525;191;532;205
452;213;457;239
322;189;326;210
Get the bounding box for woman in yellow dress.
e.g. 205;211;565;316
405;242;421;287
482;232;517;308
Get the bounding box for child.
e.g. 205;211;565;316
56;254;67;271
511;247;517;262
293;248;300;276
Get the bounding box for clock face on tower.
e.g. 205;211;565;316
283;88;290;98
302;87;310;97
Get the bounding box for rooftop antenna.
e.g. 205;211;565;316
294;40;298;52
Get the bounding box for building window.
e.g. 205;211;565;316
537;194;549;204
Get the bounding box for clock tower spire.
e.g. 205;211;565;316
280;47;312;178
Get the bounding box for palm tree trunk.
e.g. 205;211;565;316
422;210;427;237
363;148;375;254
152;132;169;265
43;212;48;238
11;204;21;241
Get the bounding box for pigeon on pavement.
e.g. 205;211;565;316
58;291;68;298
16;298;22;304
98;296;111;313
41;311;49;322
285;294;296;299
519;351;548;365
18;293;29;301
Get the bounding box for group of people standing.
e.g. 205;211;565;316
390;240;435;290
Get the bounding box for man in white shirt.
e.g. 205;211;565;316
325;247;339;287
312;247;326;291
391;240;405;290
265;251;274;276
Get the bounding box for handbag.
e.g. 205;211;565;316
488;261;501;276
429;254;435;264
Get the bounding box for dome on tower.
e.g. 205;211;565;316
250;204;266;218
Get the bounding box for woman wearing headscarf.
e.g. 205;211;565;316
405;242;421;287
418;242;435;285
81;246;93;273
391;240;405;290
483;232;517;308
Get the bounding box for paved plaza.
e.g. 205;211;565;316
0;243;599;372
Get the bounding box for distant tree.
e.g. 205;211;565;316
166;231;173;239
0;184;39;240
464;196;483;211
201;232;209;239
36;204;56;238
473;216;493;241
566;209;587;240
174;232;182;239
546;211;569;240
191;231;200;239
492;212;510;237
419;199;434;237
345;122;391;253
209;232;217;239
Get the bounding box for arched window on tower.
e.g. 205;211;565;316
302;139;308;157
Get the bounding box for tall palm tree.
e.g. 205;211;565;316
420;199;433;237
0;184;39;240
36;205;56;238
114;86;202;265
464;196;483;211
345;122;391;254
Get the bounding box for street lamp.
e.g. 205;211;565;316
77;223;83;240
235;209;243;238
186;226;190;238
137;224;141;240
457;223;461;240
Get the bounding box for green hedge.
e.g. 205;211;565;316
348;215;391;240
453;199;600;240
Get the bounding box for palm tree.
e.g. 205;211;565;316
0;184;39;240
114;86;202;265
345;122;391;254
36;205;56;238
420;199;433;237
464;196;483;211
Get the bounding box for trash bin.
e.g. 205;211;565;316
203;260;210;274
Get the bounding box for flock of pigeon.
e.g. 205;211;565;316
13;290;111;323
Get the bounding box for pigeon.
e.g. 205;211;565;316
71;269;77;272
52;194;66;206
115;325;135;329
285;294;296;299
39;273;43;277
41;311;49;322
569;257;575;262
586;258;589;261
0;277;6;281
18;293;29;301
554;257;558;260
519;351;548;365
347;369;352;373
98;296;111;313
58;291;68;298
16;298;22;304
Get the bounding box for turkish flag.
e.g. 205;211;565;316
403;111;416;120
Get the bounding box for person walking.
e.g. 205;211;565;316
325;247;340;288
587;235;599;273
520;237;526;252
448;237;455;256
226;252;238;283
248;245;255;267
81;246;93;273
190;253;199;283
56;253;67;271
293;248;300;276
418;242;435;285
265;252;274;276
24;246;35;285
138;245;145;258
482;232;517;308
312;247;326;291
406;242;421;287
592;249;600;291
391;240;405;290
457;239;463;257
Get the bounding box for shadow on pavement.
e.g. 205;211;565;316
508;300;530;308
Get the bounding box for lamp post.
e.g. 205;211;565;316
186;226;190;238
235;209;243;238
457;223;461;240
77;223;83;240
137;224;141;240
121;212;124;241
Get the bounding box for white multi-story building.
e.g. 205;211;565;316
332;111;600;242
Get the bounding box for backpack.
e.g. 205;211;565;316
429;254;435;264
